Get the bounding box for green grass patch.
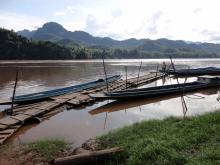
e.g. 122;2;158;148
98;111;220;165
0;144;13;156
27;139;70;161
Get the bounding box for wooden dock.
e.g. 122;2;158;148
0;73;166;145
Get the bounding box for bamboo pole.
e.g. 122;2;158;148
169;56;188;117
155;64;159;77
9;70;19;115
136;61;142;87
102;51;109;93
125;66;128;89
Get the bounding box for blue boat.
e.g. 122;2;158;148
0;75;121;105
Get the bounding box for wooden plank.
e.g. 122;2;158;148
0;135;6;139
0;125;21;145
0;124;7;130
67;99;80;105
12;103;44;113
77;94;91;100
0;136;7;144
41;108;64;120
52;93;79;100
54;147;123;165
19;108;43;116
0;117;19;126
52;97;72;102
0;129;16;135
50;99;69;104
38;102;60;110
10;114;30;122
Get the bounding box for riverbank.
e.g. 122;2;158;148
96;110;220;164
0;139;73;165
0;111;219;165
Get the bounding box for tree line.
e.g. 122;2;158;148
0;28;218;60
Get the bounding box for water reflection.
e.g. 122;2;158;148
89;87;218;116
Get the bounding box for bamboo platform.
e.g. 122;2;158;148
0;73;166;145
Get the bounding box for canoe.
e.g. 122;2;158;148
89;87;218;115
90;76;220;100
161;67;220;76
0;75;121;105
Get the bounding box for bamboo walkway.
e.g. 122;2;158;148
0;73;166;145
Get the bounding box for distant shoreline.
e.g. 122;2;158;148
0;58;220;62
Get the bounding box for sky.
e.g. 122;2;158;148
0;0;220;43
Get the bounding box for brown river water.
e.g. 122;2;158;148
0;59;220;147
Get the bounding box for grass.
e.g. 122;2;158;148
97;111;220;165
27;139;70;161
0;144;13;155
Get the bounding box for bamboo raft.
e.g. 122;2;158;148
0;73;166;145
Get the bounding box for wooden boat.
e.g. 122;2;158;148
0;75;121;105
89;87;218;115
161;67;220;76
90;76;220;100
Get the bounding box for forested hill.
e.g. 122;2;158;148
0;28;74;60
1;24;220;60
16;22;220;59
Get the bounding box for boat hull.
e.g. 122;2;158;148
90;82;220;100
161;67;220;76
0;75;121;105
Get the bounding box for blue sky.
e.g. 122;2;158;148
1;0;220;43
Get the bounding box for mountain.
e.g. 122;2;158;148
17;22;220;57
18;22;119;47
1;26;219;60
18;22;145;48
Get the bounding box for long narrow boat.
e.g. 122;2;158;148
90;76;220;100
0;75;121;105
161;67;220;76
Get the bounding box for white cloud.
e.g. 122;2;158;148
112;8;122;18
54;11;66;16
1;0;220;42
0;10;45;31
62;21;86;31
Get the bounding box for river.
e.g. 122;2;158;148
0;59;220;146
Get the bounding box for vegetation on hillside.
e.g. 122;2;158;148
97;111;220;165
16;22;220;59
0;28;74;60
1;25;219;60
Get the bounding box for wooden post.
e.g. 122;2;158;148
136;61;142;87
125;66;128;89
10;70;19;115
54;147;124;165
182;66;190;117
103;112;108;130
169;56;188;117
155;64;159;86
102;51;109;93
155;64;159;77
